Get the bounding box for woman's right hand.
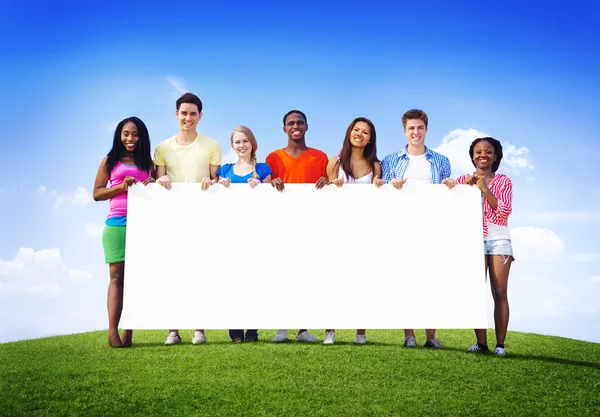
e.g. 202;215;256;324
330;178;343;188
120;176;136;190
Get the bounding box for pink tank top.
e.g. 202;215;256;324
107;161;152;219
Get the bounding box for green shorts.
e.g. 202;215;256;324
102;225;126;264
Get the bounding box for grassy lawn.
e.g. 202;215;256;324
1;329;599;416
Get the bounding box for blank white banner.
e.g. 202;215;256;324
121;183;488;329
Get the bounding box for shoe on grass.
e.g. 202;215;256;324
296;331;318;343
424;337;443;349
192;331;206;344
164;331;182;345
323;331;336;345
354;334;367;344
272;330;289;342
495;346;506;356
466;343;489;353
403;335;417;347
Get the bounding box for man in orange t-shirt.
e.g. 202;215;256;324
266;110;328;189
266;110;328;343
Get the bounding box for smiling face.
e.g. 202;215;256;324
283;112;308;141
232;131;253;158
472;140;496;171
349;121;371;148
403;118;428;149
176;102;202;132
121;121;139;153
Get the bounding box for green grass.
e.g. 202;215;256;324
1;329;599;416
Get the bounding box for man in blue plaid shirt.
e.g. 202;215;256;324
380;109;451;349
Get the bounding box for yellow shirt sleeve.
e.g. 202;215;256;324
209;140;222;166
153;141;167;167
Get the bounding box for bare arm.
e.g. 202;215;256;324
93;157;129;201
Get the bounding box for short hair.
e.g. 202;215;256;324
283;110;307;126
469;137;504;172
402;109;428;128
176;92;203;113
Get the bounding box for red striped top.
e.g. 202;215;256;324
457;173;513;236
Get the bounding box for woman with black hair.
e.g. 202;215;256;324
322;117;384;345
92;117;155;347
444;137;514;355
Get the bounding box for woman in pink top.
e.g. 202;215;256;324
444;137;513;356
322;117;384;345
92;117;155;347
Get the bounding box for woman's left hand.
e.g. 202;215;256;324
475;176;488;192
142;177;156;186
248;178;260;188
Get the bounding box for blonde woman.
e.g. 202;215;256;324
215;125;273;342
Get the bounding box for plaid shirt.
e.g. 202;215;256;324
381;146;451;184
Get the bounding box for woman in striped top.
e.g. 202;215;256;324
444;137;513;356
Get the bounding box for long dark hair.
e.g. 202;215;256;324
339;117;379;180
106;116;152;175
469;137;503;173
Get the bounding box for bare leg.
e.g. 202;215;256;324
425;329;436;340
326;329;335;333
404;329;415;338
107;262;125;347
356;329;366;336
122;330;133;347
488;255;512;345
474;255;490;345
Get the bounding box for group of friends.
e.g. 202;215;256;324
93;92;514;356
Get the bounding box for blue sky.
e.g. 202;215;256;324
1;1;599;344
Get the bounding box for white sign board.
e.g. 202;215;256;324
121;183;488;329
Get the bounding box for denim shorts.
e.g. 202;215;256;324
484;239;514;260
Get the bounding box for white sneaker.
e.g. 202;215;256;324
495;346;506;356
164;331;182;345
403;335;417;347
192;331;206;344
323;331;336;345
296;331;318;343
272;330;289;342
354;334;367;344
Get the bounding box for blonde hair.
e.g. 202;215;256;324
230;125;259;179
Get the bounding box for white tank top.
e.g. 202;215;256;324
337;158;373;184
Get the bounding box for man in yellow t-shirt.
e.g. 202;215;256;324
154;92;222;190
153;92;222;346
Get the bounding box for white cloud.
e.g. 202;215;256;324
503;143;534;171
434;128;488;176
590;275;600;284
433;128;533;176
0;248;92;299
516;210;600;223
570;253;600;262
167;75;187;95
54;187;93;209
511;226;565;261
37;186;46;194
84;222;104;238
0;248;103;344
222;148;237;164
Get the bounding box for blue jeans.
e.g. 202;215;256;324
229;329;258;340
